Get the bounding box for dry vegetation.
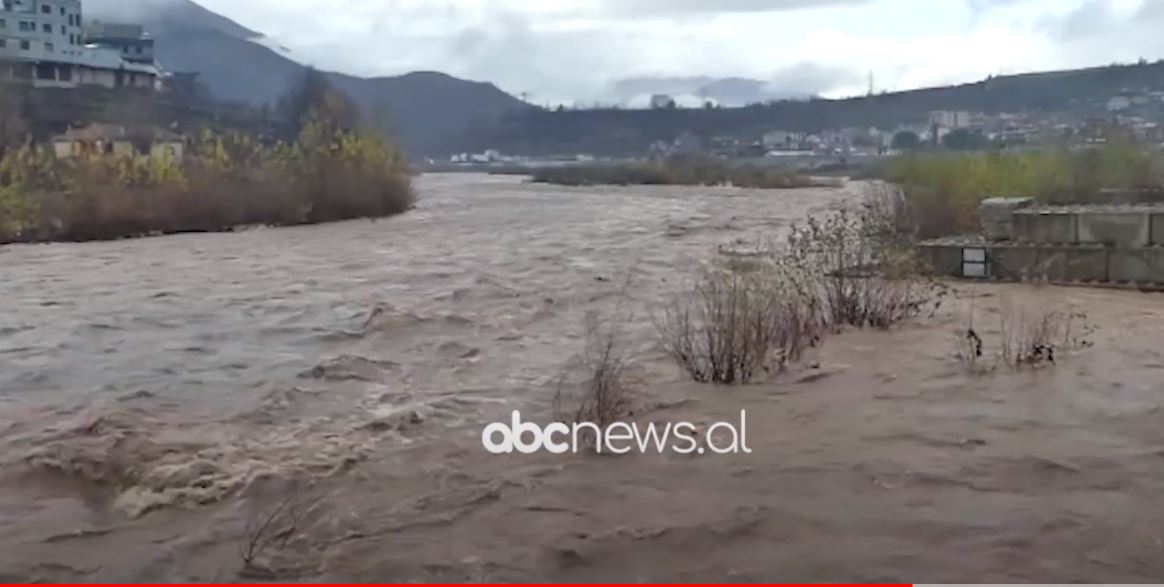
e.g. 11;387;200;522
655;264;822;385
879;137;1164;239
656;197;943;385
552;290;643;451
553;313;637;434
0;70;413;244
955;293;1096;374
238;484;325;579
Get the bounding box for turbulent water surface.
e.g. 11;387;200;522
2;173;1164;582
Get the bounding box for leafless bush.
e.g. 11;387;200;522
956;295;1096;373
553;312;636;431
655;261;821;385
998;301;1095;369
786;206;939;330
239;485;323;577
862;182;919;248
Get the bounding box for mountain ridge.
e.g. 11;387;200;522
83;0;531;155
476;59;1164;156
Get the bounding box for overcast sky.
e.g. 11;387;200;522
192;0;1164;105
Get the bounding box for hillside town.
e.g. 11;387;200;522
451;90;1164;166
4;0;1164;167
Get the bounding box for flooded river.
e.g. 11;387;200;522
1;174;1163;581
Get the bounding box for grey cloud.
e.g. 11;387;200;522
604;0;873;16
1039;0;1164;66
1046;0;1116;42
766;62;864;96
437;18;635;104
612;63;864;107
964;0;1028;13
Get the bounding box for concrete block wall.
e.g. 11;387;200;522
920;204;1164;286
1109;248;1164;283
1011;206;1164;248
1076;211;1152;247
1013;210;1077;244
1037;248;1109;282
920;243;1164;284
980;197;1033;241
1153;213;1164;246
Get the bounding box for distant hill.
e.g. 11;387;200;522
83;0;531;155
476;61;1164;156
612;75;820;108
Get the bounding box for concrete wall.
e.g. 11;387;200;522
919;242;1164;284
75;66;116;88
1036;248;1109;282
1108;249;1164;283
990;247;1038;280
921;204;1164;285
921;244;963;276
1013;211;1077;244
1077;211;1152;248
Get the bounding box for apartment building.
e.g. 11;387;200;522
0;0;160;90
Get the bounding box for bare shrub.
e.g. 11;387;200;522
786;206;938;330
655;261;819;385
955;295;1096;373
239;484;324;577
553;312;635;431
552;298;640;453
998;300;1094;369
862;182;919;248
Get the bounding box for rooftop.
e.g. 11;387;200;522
53;123;182;143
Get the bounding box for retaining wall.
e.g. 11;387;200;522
918;238;1164;285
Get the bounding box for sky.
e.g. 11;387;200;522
190;0;1164;106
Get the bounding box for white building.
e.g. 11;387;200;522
1107;96;1132;112
929;110;975;129
0;0;159;89
762;130;803;150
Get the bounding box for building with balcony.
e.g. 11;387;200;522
0;0;160;90
84;21;153;64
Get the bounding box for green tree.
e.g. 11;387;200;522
891;131;920;151
278;67;360;137
942;129;990;151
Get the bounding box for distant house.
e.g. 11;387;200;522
1107;96;1132;112
762;130;805;150
672;132;703;154
929;110;974;129
0;2;162;90
647;139;671;158
52;123;184;160
84;22;154;65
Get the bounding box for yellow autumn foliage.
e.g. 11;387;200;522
0;115;413;243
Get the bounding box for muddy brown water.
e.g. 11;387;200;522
1;173;1164;582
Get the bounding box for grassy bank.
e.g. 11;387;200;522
880;140;1164;239
529;156;829;189
0;117;413;244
